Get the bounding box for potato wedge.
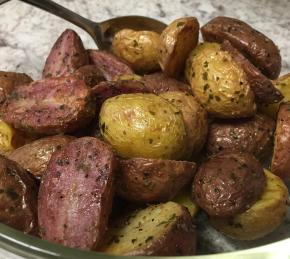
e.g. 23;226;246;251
112;29;161;73
99;93;187;160
158;17;199;78
160;91;208;157
74;65;105;87
271;102;290;181
211;169;289;240
201;16;281;79
185;42;256;118
101;202;196;255
259;73;290;118
173;189;199;217
117;158;196;203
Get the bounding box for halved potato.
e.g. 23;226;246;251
0;120;15;154
211;169;289;240
101;202;196;256
259;73;290;118
112;29;161;73
173;188;199;217
185;42;256;118
159;17;199;78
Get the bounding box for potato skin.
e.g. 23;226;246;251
160;91;208;157
193;151;266;217
38;137;116;250
221;40;283;104
206;113;275;159
8;135;75;179
0;155;38;234
0;71;32;107
271;103;290;181
143;72;191;94
211;170;288;240
74;65;105;87
101;202;196;256
99;93;187;160
159;17;199;78
43;29;88;78
117;158;196;203
185;42;256;118
201;16;281;79
112;29;161;73
2;76;95;135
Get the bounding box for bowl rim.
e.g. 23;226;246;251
0;223;289;259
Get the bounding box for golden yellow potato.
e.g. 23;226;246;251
185;42;256;118
0;120;15;154
211;169;289;240
158;17;199;78
99;93;187;159
259;73;290;118
113;73;142;81
112;29;161;73
160;91;208;157
173;188;199;217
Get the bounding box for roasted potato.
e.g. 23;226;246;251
211;170;289;240
158;17;199;78
185;42;256;118
193;151;266;217
101;202;196;256
160;91;208;157
271;102;290;181
113;74;142;81
173;189;199;217
88;50;134;81
8;135;75;179
0;120;16;154
43;29;88;78
0;155;38;234
221;40;283;104
112;29;161;73
0;71;32;106
201;16;281;79
99;93;188;159
117;158;196;203
38;137;116;250
74;65;105;87
259;73;290;118
2;76;95;135
206;113;275;159
143;72;191;94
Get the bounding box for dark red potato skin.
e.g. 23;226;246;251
201;16;281;79
271;103;290;181
74;65;105;87
43;29;88;78
88;50;134;81
221;40;283;104
0;155;38;234
206;113;275;159
193;151;266;217
143;72;192;94
2;76;95;135
38;137;117;250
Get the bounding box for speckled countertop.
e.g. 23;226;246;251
0;0;290;79
0;0;290;258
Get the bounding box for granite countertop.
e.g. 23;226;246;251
0;0;290;258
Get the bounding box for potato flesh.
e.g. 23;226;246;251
102;202;187;255
0;120;15;154
99;93;187;159
112;29;161;73
173;189;199;217
211;170;289;240
185;42;256;118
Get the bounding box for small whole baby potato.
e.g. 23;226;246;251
160;91;208;157
193;151;266;217
185;42;256;118
112;29;161;73
211;170;289;240
99;93;187;159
